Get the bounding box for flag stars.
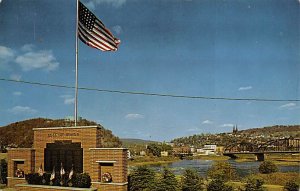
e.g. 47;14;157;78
79;8;96;30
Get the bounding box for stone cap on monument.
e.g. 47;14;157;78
32;125;101;131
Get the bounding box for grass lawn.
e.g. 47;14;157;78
128;156;179;166
0;153;7;160
193;155;230;161
0;184;16;191
229;181;284;191
263;184;284;191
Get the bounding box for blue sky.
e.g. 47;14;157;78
0;0;299;141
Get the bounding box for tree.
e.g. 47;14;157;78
258;161;278;174
207;162;238;181
128;166;156;191
155;167;178;191
244;176;265;191
207;178;233;191
161;143;173;154
284;180;299;191
181;169;204;191
147;143;162;157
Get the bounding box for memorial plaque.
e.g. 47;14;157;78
44;140;83;172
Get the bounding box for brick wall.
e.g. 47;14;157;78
7;177;26;188
33;126;100;173
90;148;128;191
8;126;128;191
7;148;35;176
7;148;35;187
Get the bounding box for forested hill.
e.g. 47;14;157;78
0;118;122;149
171;125;300;147
239;125;300;136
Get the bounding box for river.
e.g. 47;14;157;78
140;159;300;177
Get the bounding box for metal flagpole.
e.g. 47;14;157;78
74;0;79;126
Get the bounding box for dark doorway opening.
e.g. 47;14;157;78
44;140;83;173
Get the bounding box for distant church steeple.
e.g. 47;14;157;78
233;125;238;134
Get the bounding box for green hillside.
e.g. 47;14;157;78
171;125;300;147
121;138;157;147
0;118;122;150
239;125;300;137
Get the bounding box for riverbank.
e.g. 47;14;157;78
233;153;300;166
193;155;230;161
129;154;300;166
128;156;180;166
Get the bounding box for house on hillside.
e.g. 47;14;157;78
173;146;191;154
202;144;217;155
161;151;168;157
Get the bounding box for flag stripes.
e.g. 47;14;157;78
78;23;114;51
78;1;120;51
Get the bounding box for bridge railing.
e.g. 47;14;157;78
224;138;300;153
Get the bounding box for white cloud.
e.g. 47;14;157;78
279;103;297;110
0;45;14;64
13;91;22;96
0;45;14;59
60;95;75;105
96;119;104;124
238;86;252;91
85;0;126;9
15;50;59;71
8;106;37;115
21;44;35;52
202;120;213;124
112;25;123;35
187;128;201;132
220;123;234;127
10;74;22;81
125;113;144;120
1;44;59;72
0;0;2;3
85;1;96;10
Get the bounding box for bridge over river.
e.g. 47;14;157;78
223;138;300;161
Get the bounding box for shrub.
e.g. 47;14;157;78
258;161;278;174
243;176;265;191
25;173;44;185
284;180;299;191
73;173;91;188
49;172;59;186
26;172;91;188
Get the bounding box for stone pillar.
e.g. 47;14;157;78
7;148;35;187
90;148;128;191
223;153;238;159
255;153;265;161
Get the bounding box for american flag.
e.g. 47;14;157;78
78;1;120;51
